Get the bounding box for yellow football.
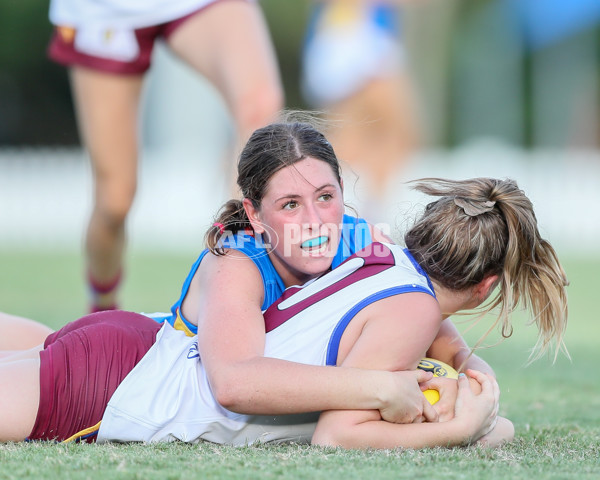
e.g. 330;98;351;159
418;358;459;405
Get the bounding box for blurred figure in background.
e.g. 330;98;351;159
47;0;283;312
301;0;421;222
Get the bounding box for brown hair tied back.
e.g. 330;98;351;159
205;114;342;255
405;177;569;361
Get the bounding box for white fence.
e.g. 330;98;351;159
1;143;598;257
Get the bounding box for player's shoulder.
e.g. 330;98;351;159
201;248;261;276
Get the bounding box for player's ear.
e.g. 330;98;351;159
474;274;500;302
243;198;265;235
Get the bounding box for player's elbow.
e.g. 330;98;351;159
311;420;356;449
210;372;248;412
311;425;343;448
212;385;237;411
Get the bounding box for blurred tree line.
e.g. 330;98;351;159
1;0;599;148
0;0;78;144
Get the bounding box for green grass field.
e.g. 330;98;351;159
0;249;599;479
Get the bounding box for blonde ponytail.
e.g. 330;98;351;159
405;177;569;361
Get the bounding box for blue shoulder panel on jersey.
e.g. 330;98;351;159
332;215;372;268
169;217;373;328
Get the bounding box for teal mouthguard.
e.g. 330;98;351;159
301;236;327;248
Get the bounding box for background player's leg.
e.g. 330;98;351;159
70;67;144;311
167;1;283;193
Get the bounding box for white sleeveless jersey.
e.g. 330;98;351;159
49;0;221;30
97;243;435;445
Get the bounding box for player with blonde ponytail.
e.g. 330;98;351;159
405;177;568;366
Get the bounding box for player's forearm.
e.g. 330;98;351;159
209;357;394;415
426;318;468;365
312;416;471;450
454;351;495;376
426;319;495;376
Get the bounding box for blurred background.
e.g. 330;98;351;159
1;0;599;320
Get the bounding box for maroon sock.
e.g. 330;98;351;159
88;270;122;312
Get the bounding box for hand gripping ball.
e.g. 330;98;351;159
418;358;459;405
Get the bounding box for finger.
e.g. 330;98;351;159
478;373;498;403
457;372;471;392
421;397;439;423
420;377;446;391
419;379;436;391
414;369;434;384
412;414;424;424
466;368;486;382
466;369;491;393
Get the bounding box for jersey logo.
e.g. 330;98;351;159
187;341;199;359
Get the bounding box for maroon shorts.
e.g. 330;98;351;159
47;6;209;74
28;311;162;442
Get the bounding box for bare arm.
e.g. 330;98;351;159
311;296;498;449
427;318;495;375
313;371;499;449
194;252;433;423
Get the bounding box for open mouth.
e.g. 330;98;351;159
300;236;329;255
